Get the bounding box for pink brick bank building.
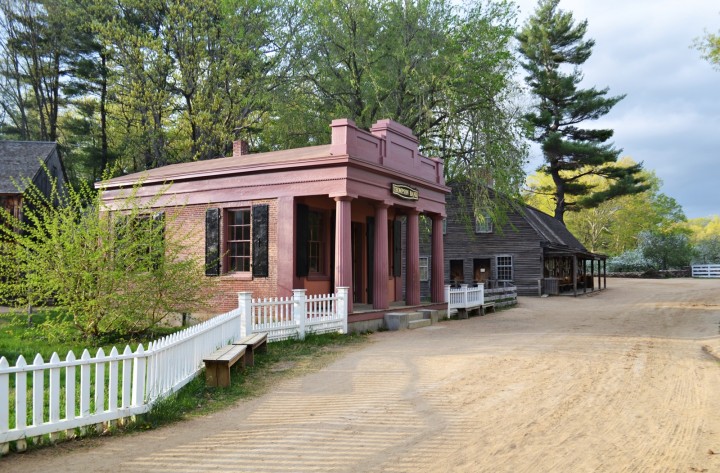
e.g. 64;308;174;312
99;119;449;328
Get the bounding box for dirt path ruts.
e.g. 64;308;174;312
3;278;720;472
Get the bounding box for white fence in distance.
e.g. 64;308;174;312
0;288;348;452
446;283;517;316
691;264;720;278
446;284;484;315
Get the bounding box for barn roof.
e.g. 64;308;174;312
521;205;605;259
522;205;586;250
0;141;57;194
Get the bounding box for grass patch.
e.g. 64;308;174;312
0;308;179;365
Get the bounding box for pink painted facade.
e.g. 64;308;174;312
100;119;449;314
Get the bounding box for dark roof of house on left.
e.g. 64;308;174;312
0;141;65;194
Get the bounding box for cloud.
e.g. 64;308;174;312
516;0;720;218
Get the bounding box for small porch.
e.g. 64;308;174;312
542;245;607;297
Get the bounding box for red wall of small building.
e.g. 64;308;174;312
167;198;279;315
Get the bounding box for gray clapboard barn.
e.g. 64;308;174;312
419;184;607;297
0;141;66;225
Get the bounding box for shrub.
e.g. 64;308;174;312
0;169;216;343
607;248;652;273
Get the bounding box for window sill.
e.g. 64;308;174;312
220;272;253;281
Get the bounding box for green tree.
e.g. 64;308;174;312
525;158;686;255
282;0;527;218
0;0;71;141
96;0;291;171
0;170;215;342
693;236;720;264
639;230;693;271
684;215;720;264
516;0;648;223
694;16;720;69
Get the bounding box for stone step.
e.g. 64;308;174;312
418;309;440;324
406;311;425;322
384;312;408;331
408;319;431;329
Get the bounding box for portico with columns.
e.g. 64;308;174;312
317;118;448;314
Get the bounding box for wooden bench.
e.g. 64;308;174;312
203;344;246;387
233;332;268;367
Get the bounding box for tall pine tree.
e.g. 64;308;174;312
517;0;648;223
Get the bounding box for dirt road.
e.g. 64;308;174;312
4;278;720;472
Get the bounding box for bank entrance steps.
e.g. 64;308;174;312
384;309;440;331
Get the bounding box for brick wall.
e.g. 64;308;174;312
167;198;279;315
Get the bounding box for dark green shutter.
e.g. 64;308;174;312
296;204;309;277
393;219;402;277
252;204;269;277
205;208;220;276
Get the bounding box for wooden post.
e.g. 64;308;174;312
431;214;445;303
603;259;607;289
293;289;307;340
337;287;349;334
373;204;389;309
131;345;146;409
334;196;354;313
238;292;253;337
572;255;578;297
406;210;421;306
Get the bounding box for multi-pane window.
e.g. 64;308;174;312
419;256;429;282
475;211;493;233
227;209;251;272
496;255;513;281
308;210;324;273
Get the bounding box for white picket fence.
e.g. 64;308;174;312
446;284;485;315
239;288;349;342
691;264;720;278
0;288;348;452
445;283;517;316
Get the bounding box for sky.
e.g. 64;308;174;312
512;0;719;219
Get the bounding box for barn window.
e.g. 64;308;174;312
475;211;493;233
496;255;513;281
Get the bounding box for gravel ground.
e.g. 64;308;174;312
3;277;720;473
